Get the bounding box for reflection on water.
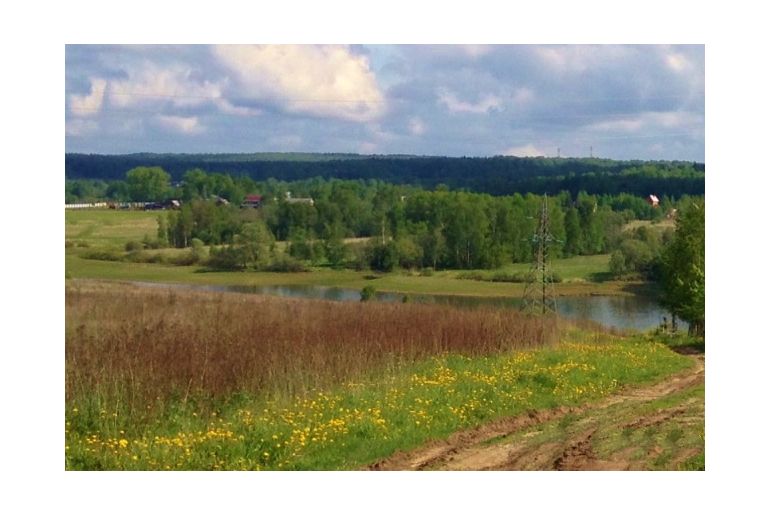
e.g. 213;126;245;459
130;281;676;331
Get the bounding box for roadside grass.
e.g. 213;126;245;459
65;284;692;470
484;381;704;471
66;338;692;470
596;384;704;470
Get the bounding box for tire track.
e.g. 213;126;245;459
369;354;704;471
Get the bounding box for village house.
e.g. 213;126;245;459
645;194;660;208
284;191;314;206
241;194;263;209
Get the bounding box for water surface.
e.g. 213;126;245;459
131;281;676;331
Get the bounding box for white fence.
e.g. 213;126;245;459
64;202;109;210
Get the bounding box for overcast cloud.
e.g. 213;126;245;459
65;44;704;161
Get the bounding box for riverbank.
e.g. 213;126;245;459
65;251;657;299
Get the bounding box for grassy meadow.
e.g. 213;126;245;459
65;281;697;470
64;209;698;470
65;208;647;298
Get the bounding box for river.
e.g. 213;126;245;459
130;281;676;331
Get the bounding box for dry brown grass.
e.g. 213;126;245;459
66;280;558;411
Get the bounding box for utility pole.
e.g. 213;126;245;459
590;146;593;158
520;194;558;316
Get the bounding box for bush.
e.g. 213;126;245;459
170;252;199;266
263;255;309;273
206;246;246;271
141;235;164;249
125;251;168;264
82;249;123;261
456;271;486;281
368;242;399;272
360;285;377;302
125;241;143;252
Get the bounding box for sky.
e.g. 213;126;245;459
65;44;704;161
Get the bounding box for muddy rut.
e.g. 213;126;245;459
370;353;704;471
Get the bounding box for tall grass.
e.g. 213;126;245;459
66;280;557;416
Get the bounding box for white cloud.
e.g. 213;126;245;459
65;118;99;136
155;115;203;134
586;111;702;133
501;144;547;157
586;117;645;133
408;116;426;135
266;134;302;149
460;45;492;58
665;52;691;73
109;63;222;108
69;78;106;117
535;45;631;73
212;45;386;122
359;141;379;154
214;98;262;116
437;88;501;114
511;87;535;105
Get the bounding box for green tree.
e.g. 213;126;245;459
564;207;583;256
156;215;168;247
125;166;171;202
659;202;705;336
238;220;275;269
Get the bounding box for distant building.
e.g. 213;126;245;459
646;194;660;207
143;199;180;210
65;202;108;210
284;191;314;206
241;194;263;209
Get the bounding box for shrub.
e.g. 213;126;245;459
264;255;309;273
126;251;168;264
125;241;143;252
82;249;123;261
141;235;164;250
360;285;377;302
456;271;486;281
368;242;399;272
206;246;246;271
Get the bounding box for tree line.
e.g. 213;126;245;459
65;153;704;199
105;167;702;274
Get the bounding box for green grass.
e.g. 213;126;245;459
65;251;643;298
455;254;612;283
66;209;162;248
479;375;704;471
65;333;694;470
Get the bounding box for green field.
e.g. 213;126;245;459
65;209;649;298
66;209;161;247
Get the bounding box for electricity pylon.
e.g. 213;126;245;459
520;194;558;315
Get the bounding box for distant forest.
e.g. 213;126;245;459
65;153;705;198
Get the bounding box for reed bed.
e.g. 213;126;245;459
66;280;558;412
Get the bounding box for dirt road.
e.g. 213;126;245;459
370;352;704;471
